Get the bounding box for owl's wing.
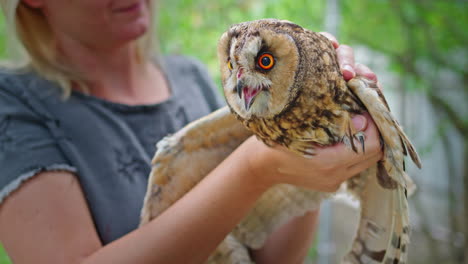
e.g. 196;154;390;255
343;77;421;264
207;234;255;264
140;106;252;225
140;106;324;262
348;77;421;185
233;184;327;249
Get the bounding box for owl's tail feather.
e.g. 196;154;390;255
393;119;422;169
343;165;410;264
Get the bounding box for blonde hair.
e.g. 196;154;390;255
0;0;158;97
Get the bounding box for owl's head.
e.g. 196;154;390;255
218;19;304;120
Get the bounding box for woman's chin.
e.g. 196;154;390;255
116;20;150;42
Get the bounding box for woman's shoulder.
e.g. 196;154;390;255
0;67;53;94
0;67;33;101
0;67;63;121
0;67;60;101
0;67;29;89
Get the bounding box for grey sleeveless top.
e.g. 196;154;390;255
0;55;224;244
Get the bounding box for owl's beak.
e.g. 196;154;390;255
236;80;253;110
236;80;244;99
245;95;255;111
237;80;262;111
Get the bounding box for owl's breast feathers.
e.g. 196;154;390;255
239;80;364;151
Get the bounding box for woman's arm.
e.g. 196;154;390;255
252;210;319;264
0;171;102;263
0;115;380;264
0;142;268;264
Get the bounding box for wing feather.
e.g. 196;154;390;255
344;77;419;264
140;106;252;225
347;77;421;188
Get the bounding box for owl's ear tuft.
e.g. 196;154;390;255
218;31;231;58
217;31;234;85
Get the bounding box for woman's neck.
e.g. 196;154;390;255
56;36;170;105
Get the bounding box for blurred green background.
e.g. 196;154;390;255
0;0;466;263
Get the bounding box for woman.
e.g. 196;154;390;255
0;0;382;263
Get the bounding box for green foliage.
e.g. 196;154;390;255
341;0;467;53
340;0;467;86
340;0;467;144
0;245;11;264
0;14;6;58
158;0;326;84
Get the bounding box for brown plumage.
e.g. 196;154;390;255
219;20;368;154
140;19;421;264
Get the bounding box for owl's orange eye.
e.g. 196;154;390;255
257;53;275;70
227;60;233;70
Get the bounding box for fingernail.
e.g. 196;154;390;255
367;73;377;81
351;115;367;131
355;63;377;81
342;64;355;80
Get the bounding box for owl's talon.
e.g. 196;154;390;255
302;148;316;158
342;136;356;152
354;132;366;153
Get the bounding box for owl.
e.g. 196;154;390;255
140;19;421;264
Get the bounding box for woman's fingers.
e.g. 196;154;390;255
265;112;383;191
319;32;339;48
346;152;382;177
314;113;382;166
319;32;380;86
351;115;368;132
355;63;377;82
355;63;383;90
336;45;356;81
355;113;382;157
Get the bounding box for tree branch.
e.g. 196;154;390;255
427;92;468;136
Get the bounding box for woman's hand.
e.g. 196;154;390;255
319;32;378;82
243;112;382;192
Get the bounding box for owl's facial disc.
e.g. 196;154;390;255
218;22;299;119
